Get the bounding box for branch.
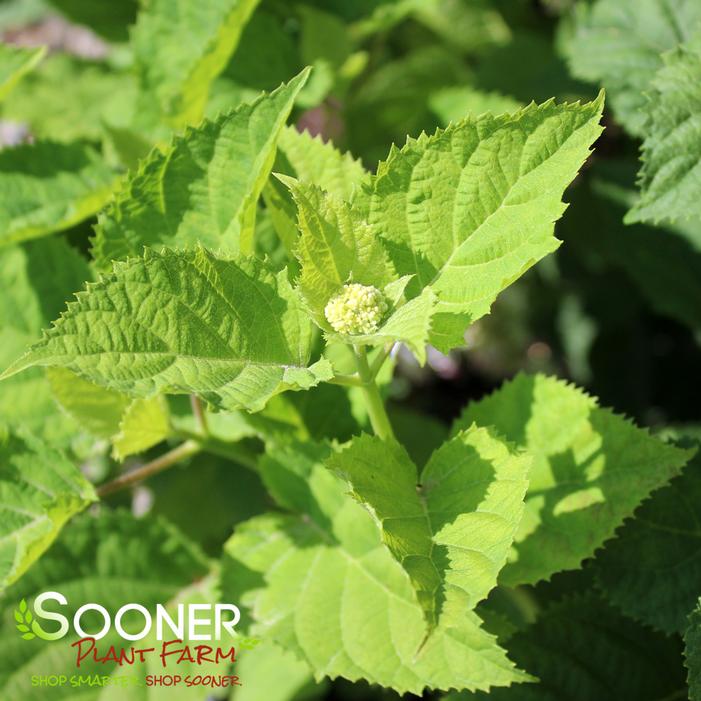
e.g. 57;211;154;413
97;440;200;497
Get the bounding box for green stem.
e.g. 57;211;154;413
190;394;209;436
369;343;395;380
327;373;364;388
97;440;200;497
354;346;395;440
175;429;260;471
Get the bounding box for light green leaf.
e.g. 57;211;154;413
0;140;116;247
277;126;368;201
111;396;171;461
284;178;394;320
326;428;531;629
47;367;130;439
1;54;138;142
449;595;686;701
368;94;604;352
566;0;701;136
0;509;210;700
593;443;701;634
429;87;523;126
626;38;701;224
686;600;701;701
92;70;310;269
231;641;326;701
280;178;436;361
350;0;424;39
453;373;692;586
132;0;262;127
0;238;90;439
223;441;530;695
3;247;329;413
0;43;45;103
264;126;368;257
413;0;510;54
0;428;96;589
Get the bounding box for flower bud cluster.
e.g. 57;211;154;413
324;283;388;335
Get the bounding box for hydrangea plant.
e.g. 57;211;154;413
0;1;698;699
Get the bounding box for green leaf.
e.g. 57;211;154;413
263;126;368;258
47;367;131;439
282;177;437;361
217;10;301;94
367;94;604;352
0;43;45;103
1;54;138;142
111;396;171;461
223;441;530;695
3;247;331;413
231;641;327;701
389;405;449;467
564;160;701;333
0;428;96;589
346;45;471;165
626;38;701;225
686;600;701;701
45;0;137;41
284;178;393;317
0;509;210;699
566;0;701;136
132;0;263;127
0;140;116;247
448;595;686;701
92;70;310;269
299;5;352;81
326;428;530;630
593;443;701;634
413;0;510;54
0;238;90;439
429;87;523;126
277;126;369;201
453;373;692;586
151;451;268;556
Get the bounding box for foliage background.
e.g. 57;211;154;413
0;0;700;700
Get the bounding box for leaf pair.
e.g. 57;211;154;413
282;94;605;356
222;374;690;694
223;439;531;695
1;86;604;416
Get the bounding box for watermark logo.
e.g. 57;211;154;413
14;598;53;641
13;592;258;689
14;592;242;643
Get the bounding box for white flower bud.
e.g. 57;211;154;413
324;283;388;335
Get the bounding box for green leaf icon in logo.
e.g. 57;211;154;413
14;598;34;640
14;599;50;641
